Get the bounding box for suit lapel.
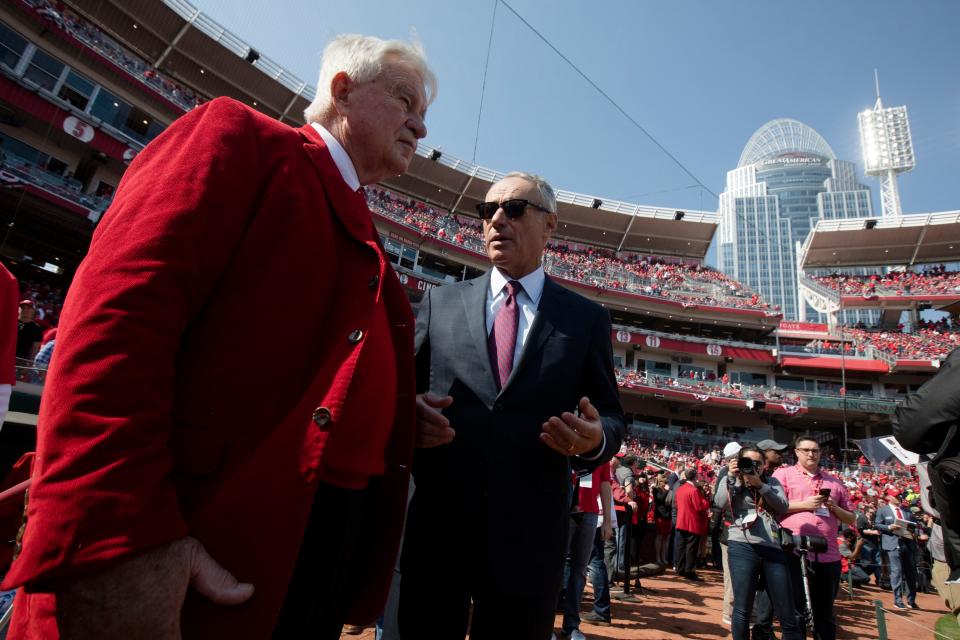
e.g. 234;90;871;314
298;125;373;246
460;271;499;404
501;274;563;394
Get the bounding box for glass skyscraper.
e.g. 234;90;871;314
719;119;873;320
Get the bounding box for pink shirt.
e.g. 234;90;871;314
772;464;852;563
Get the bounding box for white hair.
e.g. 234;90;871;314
304;34;438;123
502;171;558;214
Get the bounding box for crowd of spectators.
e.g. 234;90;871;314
366;187;778;312
846;326;960;361
812;266;960;298
25;0;203;112
616;368;804;408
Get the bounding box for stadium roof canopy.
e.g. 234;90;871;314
70;0;718;260
382;145;719;260
67;0;316;125
799;211;960;270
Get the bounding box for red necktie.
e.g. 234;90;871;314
896;507;903;520
489;280;521;389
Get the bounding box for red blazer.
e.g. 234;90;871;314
3;98;416;638
674;481;710;536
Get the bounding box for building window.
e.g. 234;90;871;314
23;48;64;91
57;70;95;110
0;23;28;70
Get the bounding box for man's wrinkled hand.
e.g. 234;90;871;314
55;536;253;639
415;393;454;448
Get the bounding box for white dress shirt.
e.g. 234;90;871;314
486;266;545;370
310;122;360;191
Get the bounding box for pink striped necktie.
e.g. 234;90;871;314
489;280;522;389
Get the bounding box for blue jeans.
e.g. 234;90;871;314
562;512;599;633
727;541;803;640
588;527;611;621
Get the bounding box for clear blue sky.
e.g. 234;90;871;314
190;0;959;252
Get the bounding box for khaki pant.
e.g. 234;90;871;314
722;543;733;621
932;560;960;625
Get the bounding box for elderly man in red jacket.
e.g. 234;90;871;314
3;34;438;639
674;468;710;581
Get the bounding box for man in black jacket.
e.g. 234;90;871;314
894;346;960;583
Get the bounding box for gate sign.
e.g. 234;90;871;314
645;335;661;348
706;344;723;356
616;330;631;343
63;116;95;143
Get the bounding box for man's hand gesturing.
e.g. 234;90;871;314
540;396;603;456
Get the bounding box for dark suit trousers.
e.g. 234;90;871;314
398;496;560;640
786;554;841;640
676;529;702;576
273;482;369;639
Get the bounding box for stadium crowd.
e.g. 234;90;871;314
24;0;203;112
597;435;936;632
812;266;960;298
616;368;804;408
367;187;778;312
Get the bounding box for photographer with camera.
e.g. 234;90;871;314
773;436;855;640
875;490;919;609
715;446;802;640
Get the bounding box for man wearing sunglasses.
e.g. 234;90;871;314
399;173;625;639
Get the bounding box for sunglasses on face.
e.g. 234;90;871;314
475;198;552;220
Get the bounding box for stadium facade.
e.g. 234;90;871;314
719;119;874;321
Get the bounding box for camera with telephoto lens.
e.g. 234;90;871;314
779;527;828;553
737;456;757;475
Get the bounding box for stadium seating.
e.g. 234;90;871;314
616;368;804;407
1;151;112;213
23;0;202;112
845;326;960;361
812;266;960;297
367;188;778;312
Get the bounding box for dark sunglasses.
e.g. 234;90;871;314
475;198;552;220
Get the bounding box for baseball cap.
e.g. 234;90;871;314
722;442;742;459
756;439;789;452
19;299;33;307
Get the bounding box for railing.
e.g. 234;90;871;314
1;152;112;213
616;370;805;408
22;0;203;112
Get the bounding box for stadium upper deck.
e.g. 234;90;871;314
797;213;960;320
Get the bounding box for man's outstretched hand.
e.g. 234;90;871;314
540;396;603;456
54;536;253;639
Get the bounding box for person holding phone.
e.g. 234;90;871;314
715;446;802;640
773;436;856;640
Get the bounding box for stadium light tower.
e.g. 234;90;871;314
858;70;915;218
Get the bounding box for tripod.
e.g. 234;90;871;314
797;549;817;636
